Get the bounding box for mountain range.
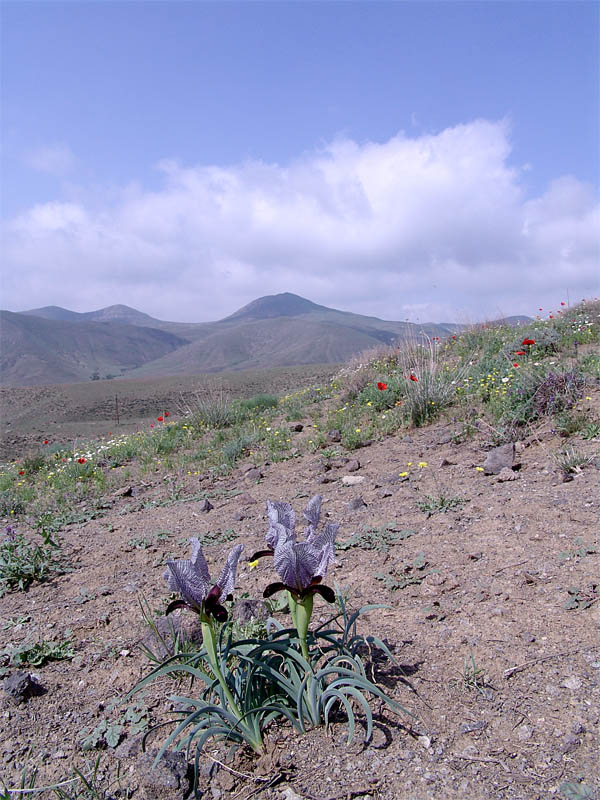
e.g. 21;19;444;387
0;293;530;386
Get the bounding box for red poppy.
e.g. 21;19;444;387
561;301;565;306
108;432;112;436
77;457;86;464
515;350;526;355
377;382;387;391
157;416;164;422
164;411;170;417
43;439;49;445
549;314;554;319
150;424;154;428
539;308;543;311
409;374;418;382
513;363;519;368
452;335;457;340
522;338;535;346
18;470;25;475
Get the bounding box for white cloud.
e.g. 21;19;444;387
24;143;77;176
4;120;599;321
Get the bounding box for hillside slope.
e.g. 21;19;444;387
0;311;189;385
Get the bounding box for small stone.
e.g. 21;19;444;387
560;735;580;754
245;468;263;482
318;474;337;484
3;672;44;704
440;458;455;467
341;475;365;486
239;493;257;505
346;459;360;472
198;499;214;513
497;467;519;482
377;488;393;499
136;749;190;799
483;443;516;475
561;676;582;691
460;720;488;734
232;511;245;521
347;497;367;511
327;429;341;442
517;725;532;741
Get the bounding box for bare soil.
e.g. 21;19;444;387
1;395;599;800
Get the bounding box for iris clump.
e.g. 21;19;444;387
129;496;411;774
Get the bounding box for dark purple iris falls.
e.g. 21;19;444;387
251;495;339;601
164;538;243;621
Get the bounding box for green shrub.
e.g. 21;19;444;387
0;526;63;596
239;393;278;413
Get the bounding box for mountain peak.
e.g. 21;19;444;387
222;292;328;322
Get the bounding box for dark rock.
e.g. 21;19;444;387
327;429;341;442
136;749;191;799
483;443;516;475
199;499;214;513
437;433;453;445
347;497;367;511
346;459;360;472
318;474;337;484
245;468;263;482
379;472;399;485
440;458;455;467
291;423;304;432
232;599;269;624
377;488;393;499
3;672;45;703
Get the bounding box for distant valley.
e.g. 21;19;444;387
1;293;530;386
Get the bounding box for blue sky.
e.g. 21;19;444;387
2;1;598;323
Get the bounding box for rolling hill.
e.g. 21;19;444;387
0;311;189;386
2;293;530;386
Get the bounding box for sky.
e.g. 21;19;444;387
1;0;598;324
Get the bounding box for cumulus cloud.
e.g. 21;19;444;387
24;143;77;176
3;120;599;321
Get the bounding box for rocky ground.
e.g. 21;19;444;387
1;402;599;800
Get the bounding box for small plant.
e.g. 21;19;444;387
182;384;237;429
554;410;589;437
457;651;489;694
0;756;129;800
0;525;63;596
563;584;599;611
559;779;596;800
581;420;600;440
554;446;595;475
239;393;278;413
336;524;415;553
375;552;432;591
416;491;467;517
3;635;75;667
558;538;597;562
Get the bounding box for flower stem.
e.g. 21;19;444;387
201;620;264;753
294;594;313;663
